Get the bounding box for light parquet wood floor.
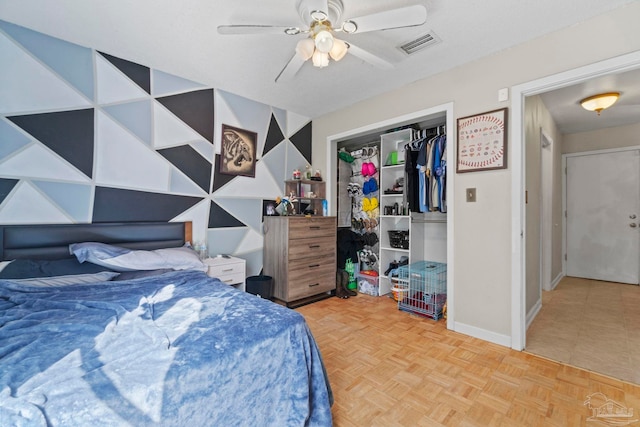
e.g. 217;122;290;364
296;293;640;426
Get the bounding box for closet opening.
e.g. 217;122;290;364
327;103;455;329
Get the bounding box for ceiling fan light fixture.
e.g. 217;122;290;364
314;30;334;53
580;92;620;115
310;10;328;22
329;38;348;61
312;50;329;67
341;20;357;34
285;27;301;35
295;38;316;61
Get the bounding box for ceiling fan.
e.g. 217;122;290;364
217;0;427;82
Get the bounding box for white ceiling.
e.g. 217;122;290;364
0;0;638;134
539;67;640;134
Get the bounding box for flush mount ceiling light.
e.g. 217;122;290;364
580;92;620;115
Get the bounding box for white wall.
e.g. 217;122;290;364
524;95;563;316
563;122;640;153
312;3;640;344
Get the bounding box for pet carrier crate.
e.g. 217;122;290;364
396;261;447;320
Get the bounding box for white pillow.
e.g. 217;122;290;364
0;260;13;273
70;242;206;272
10;271;119;287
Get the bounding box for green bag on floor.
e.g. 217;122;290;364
345;259;357;290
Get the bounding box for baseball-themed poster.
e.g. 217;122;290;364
456;108;508;173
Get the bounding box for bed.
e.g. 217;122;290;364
0;222;333;426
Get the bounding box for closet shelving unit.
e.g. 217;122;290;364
378;128;415;296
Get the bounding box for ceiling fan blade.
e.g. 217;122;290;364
217;25;300;35
346;43;394;70
275;54;307;83
342;5;427;34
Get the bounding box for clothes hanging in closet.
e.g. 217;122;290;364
404;143;421;213
404;130;447;213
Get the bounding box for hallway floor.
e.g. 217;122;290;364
526;276;640;385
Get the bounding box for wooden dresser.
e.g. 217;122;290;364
263;216;336;307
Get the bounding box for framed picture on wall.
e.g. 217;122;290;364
456;108;508;173
219;124;257;177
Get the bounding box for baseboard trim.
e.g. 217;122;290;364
526;298;542;330
550;272;563;290
454;322;511;348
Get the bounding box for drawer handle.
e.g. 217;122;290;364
308;264;320;268
222;268;234;272
309;244;320;249
308;283;320;287
309;226;321;230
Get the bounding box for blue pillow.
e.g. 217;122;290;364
69;242;206;272
9;271;120;287
112;269;173;281
0;258;112;279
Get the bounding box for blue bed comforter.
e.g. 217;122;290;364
0;270;333;426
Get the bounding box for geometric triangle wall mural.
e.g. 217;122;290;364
0;178;19;205
0;20;312;272
93;187;202;222
290;121;312;164
208;201;246;228
212;154;236;192
98;51;150;94
156;89;214;143
263;114;285;157
7;109;95;178
0;20;95;101
158;145;212;192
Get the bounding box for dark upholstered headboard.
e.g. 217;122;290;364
0;222;191;261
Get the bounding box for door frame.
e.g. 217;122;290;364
325;102;455;330
540;130;553;292
510;50;640;351
562;145;640;280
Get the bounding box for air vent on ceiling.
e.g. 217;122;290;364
398;31;441;55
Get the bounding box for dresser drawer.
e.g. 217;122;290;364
214;271;245;286
287;271;335;300
287;255;335;300
288;235;335;261
288;254;335;278
207;261;244;278
288;217;336;239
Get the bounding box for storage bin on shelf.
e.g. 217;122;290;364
356;272;379;296
396;261;447;320
387;230;409;249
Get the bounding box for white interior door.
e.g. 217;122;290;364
566;149;640;284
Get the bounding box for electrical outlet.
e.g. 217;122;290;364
466;188;476;202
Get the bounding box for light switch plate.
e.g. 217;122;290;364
466;188;476;202
498;88;509;102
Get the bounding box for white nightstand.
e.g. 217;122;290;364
204;256;246;292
